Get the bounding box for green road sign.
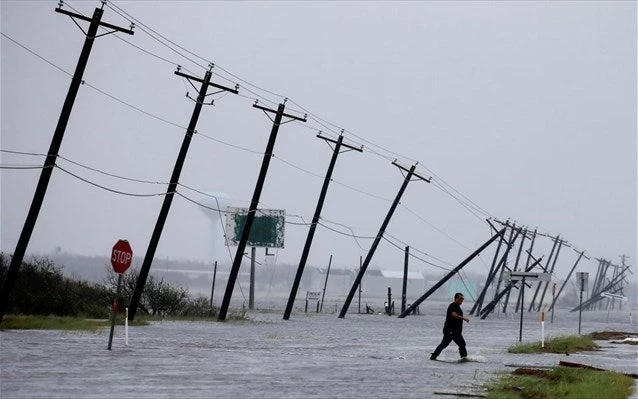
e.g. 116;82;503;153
225;207;285;248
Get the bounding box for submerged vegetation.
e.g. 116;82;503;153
485;366;634;399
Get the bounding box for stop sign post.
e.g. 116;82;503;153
108;240;133;350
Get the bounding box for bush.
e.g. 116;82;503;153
1;253;227;320
0;252;110;317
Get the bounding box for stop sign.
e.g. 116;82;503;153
111;239;133;274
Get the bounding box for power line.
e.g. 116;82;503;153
381;235;450;272
1;32;72;78
55;165;168;197
4;23;493;239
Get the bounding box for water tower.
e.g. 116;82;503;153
198;191;231;263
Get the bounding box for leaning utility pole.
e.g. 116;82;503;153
0;3;134;322
503;227;526;313
283;133;362;320
470;220;508;316
514;228;536;312
339;162;430;318
492;225;520;303
218;101;306;321
128;66;238;320
472;225;519;316
535;238;565;311
528;235;559;312
547;249;587;312
401;246;409;314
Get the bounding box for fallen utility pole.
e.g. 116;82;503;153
398;228;506;318
0;4;134;322
218;101;306;321
128;67;238;320
283;133;361;320
339;162;430;318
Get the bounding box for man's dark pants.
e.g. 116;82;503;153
431;330;467;359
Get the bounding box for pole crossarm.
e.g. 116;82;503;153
391;160;431;183
253;103;307;122
175;70;239;95
316;133;363;153
55;7;135;35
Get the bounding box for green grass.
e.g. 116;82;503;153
0;311;249;331
508;334;599;354
0;315;111;331
0;314;149;331
485;366;635;399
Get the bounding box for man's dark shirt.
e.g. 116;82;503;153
443;302;463;334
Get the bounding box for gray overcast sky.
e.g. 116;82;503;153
1;1;636;283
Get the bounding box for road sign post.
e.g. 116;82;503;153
575;272;588;335
506;271;550;342
108;240;133;350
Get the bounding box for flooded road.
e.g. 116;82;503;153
1;303;637;398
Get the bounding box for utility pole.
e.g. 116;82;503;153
471;220;508;316
283;133;361;320
128;66;238;320
339;162;430;318
515;229;536;312
528;235;559;312
536;238;566;311
249;247;256;309
619;255;628;310
401;246;409;314
0;3;134;321
218;101;306;321
547;249;587;312
492;225;520;303
319;255;332;312
503;227;526;313
210;261;217;307
358;256;363;314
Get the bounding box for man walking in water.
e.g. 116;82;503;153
430;292;469;361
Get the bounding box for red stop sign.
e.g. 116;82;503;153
111;239;133;274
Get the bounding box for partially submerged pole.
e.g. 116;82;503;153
319;255;332;313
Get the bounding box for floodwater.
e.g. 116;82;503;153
1;302;637;398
